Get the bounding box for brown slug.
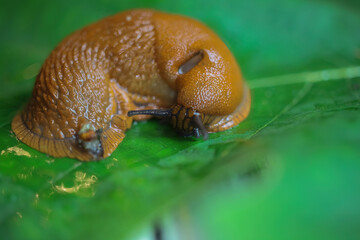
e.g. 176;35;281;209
11;9;251;161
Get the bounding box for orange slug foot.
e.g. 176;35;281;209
100;115;132;159
206;84;251;132
12;114;96;161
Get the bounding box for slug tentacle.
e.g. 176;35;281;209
193;114;208;140
128;109;172;117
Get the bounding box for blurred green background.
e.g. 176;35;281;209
1;0;360;239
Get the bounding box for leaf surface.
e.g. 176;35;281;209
0;0;359;239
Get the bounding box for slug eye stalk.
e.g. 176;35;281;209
192;113;208;140
127;107;208;140
127;109;172;118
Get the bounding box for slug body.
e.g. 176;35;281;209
12;9;251;161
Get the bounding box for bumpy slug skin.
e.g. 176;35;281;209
12;9;250;161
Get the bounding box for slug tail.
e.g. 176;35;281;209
11;113;94;161
11;113;132;161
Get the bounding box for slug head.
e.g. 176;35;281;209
128;11;247;139
153;11;245;116
128;105;208;139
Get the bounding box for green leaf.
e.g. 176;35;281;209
1;0;360;239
